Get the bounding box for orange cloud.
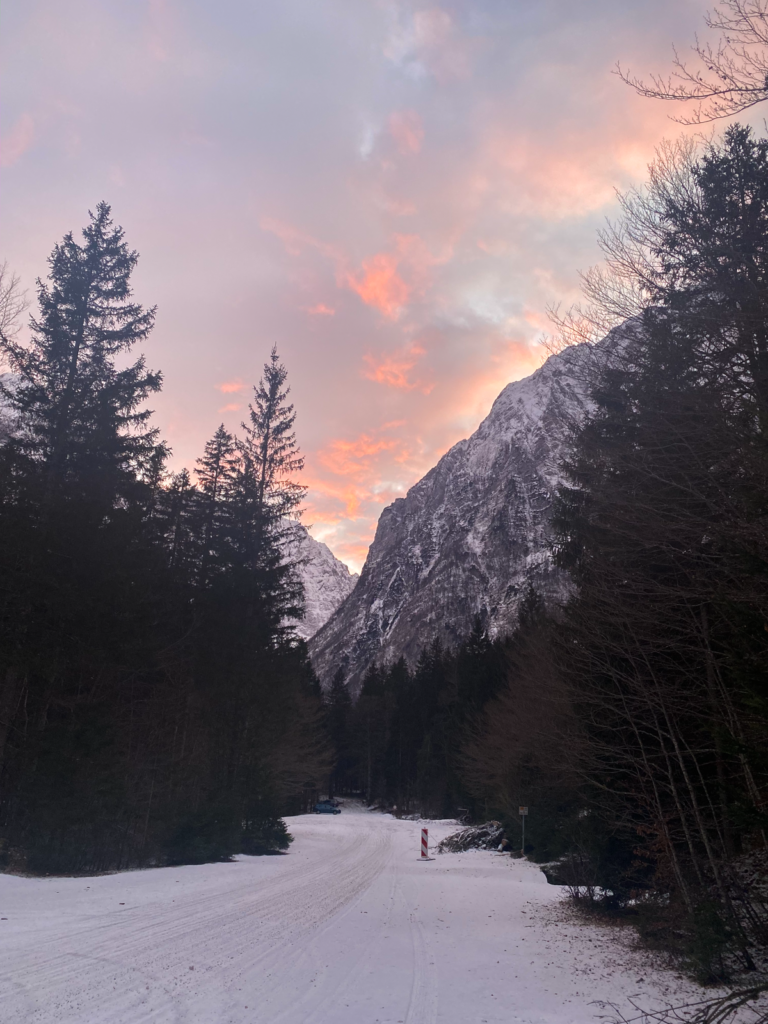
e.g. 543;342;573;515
388;110;424;155
318;434;399;479
306;303;335;316
217;380;244;393
303;422;418;526
345;233;446;319
262;216;445;320
345;253;410;319
337;540;372;570
218;402;241;413
1;113;34;168
363;343;432;393
303;477;367;519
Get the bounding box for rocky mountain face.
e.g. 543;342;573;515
308;341;604;693
284;521;359;641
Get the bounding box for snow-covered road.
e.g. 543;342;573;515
1;806;699;1024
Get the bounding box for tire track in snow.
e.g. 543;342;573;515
0;818;392;1024
278;839;401;1024
399;862;438;1024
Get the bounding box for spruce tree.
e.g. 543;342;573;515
0;204;167;872
0;202;161;511
195;424;236;586
228;346;306;628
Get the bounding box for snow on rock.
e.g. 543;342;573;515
283;520;358;640
309;339;610;692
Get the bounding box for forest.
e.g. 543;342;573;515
0;205;331;874
326;126;768;981
1;125;768;984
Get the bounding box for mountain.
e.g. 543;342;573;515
284;521;359;641
308;340;604;692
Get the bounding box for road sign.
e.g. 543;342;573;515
420;828;429;859
519;806;528;816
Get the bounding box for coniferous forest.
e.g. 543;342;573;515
0;204;331;874
2;130;768;984
10;3;768;1020
324;127;768;981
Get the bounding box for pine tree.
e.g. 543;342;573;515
0;202;161;511
195;424;236;586
0;211;330;874
0;204;168;873
228;346;306;627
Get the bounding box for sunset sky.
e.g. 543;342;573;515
1;0;742;570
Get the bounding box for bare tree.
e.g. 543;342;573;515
0;262;27;438
548;138;700;350
0;261;28;344
618;0;768;124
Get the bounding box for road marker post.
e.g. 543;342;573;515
420;828;429;860
519;806;528;855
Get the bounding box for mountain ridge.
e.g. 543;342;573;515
308;339;606;692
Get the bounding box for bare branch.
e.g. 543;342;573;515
0;261;29;343
618;1;768;123
550;137;700;349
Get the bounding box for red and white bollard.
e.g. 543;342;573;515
420;828;429;859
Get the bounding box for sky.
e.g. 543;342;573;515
1;0;725;570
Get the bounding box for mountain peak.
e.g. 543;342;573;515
308;340;602;692
284;521;359;641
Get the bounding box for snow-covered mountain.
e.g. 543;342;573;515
283;521;359;641
308;340;605;692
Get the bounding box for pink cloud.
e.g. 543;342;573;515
363;343;432;393
344;234;447;318
345;252;410;319
260;216;341;262
388;110;424;155
318;433;400;479
379;195;418;217
476;238;508;256
217;380;244;393
262;214;411;317
262;214;449;320
306;302;335;316
1;113;35;168
218;402;241;413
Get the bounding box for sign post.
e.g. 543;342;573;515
519;806;528;855
420;828;429;860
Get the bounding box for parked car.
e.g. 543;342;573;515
313;801;341;814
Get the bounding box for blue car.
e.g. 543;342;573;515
313;801;341;814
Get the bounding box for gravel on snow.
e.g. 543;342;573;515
0;805;705;1024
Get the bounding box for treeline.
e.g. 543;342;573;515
336;127;768;980
539;126;768;977
0;204;330;874
324;615;516;818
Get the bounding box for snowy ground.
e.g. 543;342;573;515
0;804;706;1024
